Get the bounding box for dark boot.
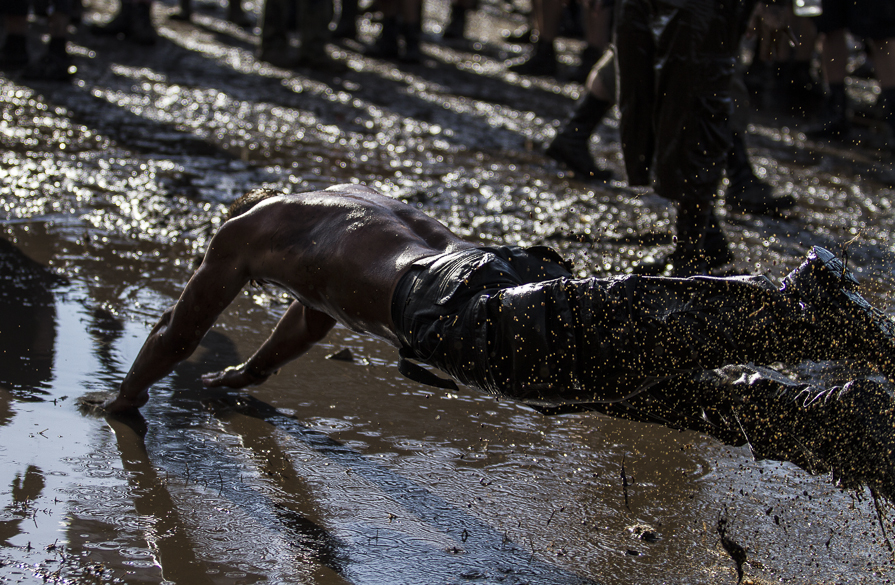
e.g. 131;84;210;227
91;0;156;45
130;2;157;45
668;207;732;277
368;16;400;59
227;0;252;28
22;37;74;82
545;92;613;181
0;34;29;71
333;0;358;39
170;0;192;21
442;3;467;40
805;82;850;140
91;0;135;36
703;212;734;269
776;60;824;117
725;131;796;216
400;21;422;64
258;0;299;67
878;86;895;146
632;206;730;277
508;37;557;77
620;367;895;499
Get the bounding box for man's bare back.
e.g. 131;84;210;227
226;184;475;344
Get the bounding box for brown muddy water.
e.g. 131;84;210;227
3;1;895;583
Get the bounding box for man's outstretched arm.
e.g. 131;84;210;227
201;300;336;389
103;232;249;413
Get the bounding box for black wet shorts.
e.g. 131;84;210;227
390;246;665;412
815;0;895;39
391;246;579;404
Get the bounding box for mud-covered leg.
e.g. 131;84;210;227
575;272;814;379
780;246;895;382
591;365;895;499
576;246;895;381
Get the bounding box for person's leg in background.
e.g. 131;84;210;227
545;45;616;181
23;0;75;80
507;0;561;76
570;0;612;82
90;0;157;45
258;0;297;66
295;0;341;68
370;0;423;63
0;0;31;71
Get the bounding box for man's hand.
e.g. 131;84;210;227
202;364;268;389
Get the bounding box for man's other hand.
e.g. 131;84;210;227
202;364;267;389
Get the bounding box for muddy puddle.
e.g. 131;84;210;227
3;0;895;583
3;220;894;585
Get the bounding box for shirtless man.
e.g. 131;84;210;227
102;183;472;413
102;184;895;498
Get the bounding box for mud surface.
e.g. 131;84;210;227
2;1;895;583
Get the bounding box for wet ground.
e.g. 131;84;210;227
3;1;895;583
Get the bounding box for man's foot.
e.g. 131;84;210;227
726;370;895;499
781;246;895;380
726;176;796;217
545;135;612;182
21;52;75;82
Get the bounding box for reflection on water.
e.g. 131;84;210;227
1;200;894;581
0;466;45;548
0;237;62;402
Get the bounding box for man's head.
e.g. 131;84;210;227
226;188;283;221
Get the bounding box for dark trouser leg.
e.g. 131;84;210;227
806;82;849;139
296;0;334;60
333;0;358;39
591;364;895;498
575;272;813;382
579;250;895;383
260;0;294;55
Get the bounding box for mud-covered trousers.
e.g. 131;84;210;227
393;246;843;411
392;246;893;492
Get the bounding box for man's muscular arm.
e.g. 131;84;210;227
103;225;250;413
201;300;336;389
